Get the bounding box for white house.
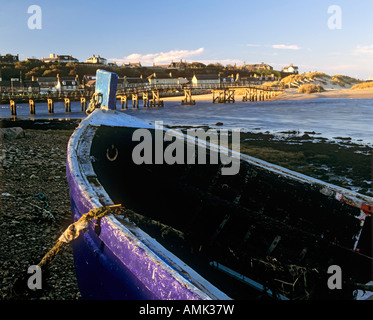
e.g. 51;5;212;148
147;73;179;86
191;74;220;87
282;64;299;74
55;75;79;92
42;53;79;63
86;54;108;65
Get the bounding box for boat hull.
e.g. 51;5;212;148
66;109;373;300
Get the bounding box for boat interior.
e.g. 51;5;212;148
89;125;372;300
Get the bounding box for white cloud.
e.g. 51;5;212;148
246;43;301;50
110;48;204;65
353;45;373;56
272;44;301;50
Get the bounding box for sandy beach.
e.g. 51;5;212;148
271;88;373;101
162;87;373;103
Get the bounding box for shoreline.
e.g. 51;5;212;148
162;87;373;102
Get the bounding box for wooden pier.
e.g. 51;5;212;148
1;84;283;116
212;89;235;103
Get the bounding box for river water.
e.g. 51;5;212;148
1;97;372;146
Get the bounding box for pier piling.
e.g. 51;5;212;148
120;96;128;109
181;89;195;105
143;92;149;108
80;97;87;112
132;93;138;108
47;99;54;113
212;89;235;103
10;100;16;116
29;99;35;115
150;90;163;107
64;98;71;113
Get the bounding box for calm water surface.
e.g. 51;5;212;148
1;97;372;145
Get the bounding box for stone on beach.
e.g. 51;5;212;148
0;127;25;140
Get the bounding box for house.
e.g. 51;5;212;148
0;80;39;93
86;54;108;65
147;73;179;86
84;79;96;89
42;53;79;63
0;54;19;63
23;80;40;93
243;62;273;71
55;75;79;92
34;76;58;92
177;77;189;85
124;76;148;88
82;75;96;87
220;74;236;83
117;78;127;90
24;57;40;63
168;59;188;70
123;62;142;68
282;64;299;74
191;74;220;87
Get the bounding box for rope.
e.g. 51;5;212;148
86;92;103;114
37;204;123;269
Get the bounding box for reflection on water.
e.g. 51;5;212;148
1;97;373;145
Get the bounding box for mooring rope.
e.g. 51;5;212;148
86;92;103;114
37;204;124;269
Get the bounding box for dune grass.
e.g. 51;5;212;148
298;84;325;94
351;81;373;89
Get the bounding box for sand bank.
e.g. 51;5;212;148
271;88;373;101
162;88;373;103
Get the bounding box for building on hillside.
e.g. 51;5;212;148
34;76;58;92
0;80;39;93
24;57;41;63
82;75;96;86
282;64;299;74
177;77;189;85
0;54;19;63
123;62;142;68
147;73;179;86
117;78;127;90
220;74;236;83
86;54;108;65
191;74;220;87
42;53;79;63
84;79;96;89
243;62;273;71
168;59;188;70
124;76;148;88
55;75;79;92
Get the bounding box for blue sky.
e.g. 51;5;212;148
1;0;373;79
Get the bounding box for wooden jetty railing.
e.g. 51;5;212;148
0;83;283;116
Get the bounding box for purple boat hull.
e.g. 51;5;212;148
66;110;230;300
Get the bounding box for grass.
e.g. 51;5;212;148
298;84;325;94
351;81;373;89
281;72;361;89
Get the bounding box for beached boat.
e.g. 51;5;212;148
66;70;373;300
